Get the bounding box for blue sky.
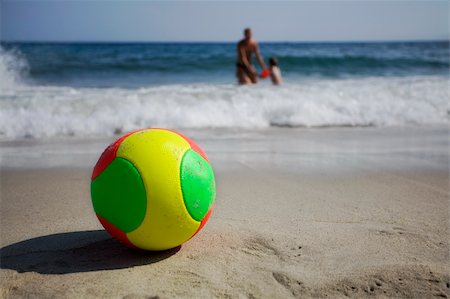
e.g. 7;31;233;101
1;1;448;42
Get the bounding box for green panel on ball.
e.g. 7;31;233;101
91;157;147;233
180;149;216;222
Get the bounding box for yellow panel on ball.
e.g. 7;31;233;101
116;128;200;250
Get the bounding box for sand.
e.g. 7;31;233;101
1;126;449;298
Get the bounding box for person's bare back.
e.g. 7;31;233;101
236;28;267;84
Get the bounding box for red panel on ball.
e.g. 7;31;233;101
190;203;214;239
152;128;209;162
91;129;142;180
97;214;139;249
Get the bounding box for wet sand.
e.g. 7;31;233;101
1;126;449;298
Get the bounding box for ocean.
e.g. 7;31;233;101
0;42;448;139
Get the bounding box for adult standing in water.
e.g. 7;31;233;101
236;28;267;84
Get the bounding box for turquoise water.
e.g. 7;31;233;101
1;42;448;87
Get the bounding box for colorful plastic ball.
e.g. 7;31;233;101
90;128;216;251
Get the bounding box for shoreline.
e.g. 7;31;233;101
1;125;448;170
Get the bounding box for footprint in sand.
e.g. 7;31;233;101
240;237;281;259
272;271;307;297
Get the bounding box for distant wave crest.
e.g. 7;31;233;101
0;46;28;89
22;52;450;79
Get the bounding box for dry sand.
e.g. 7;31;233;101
1;126;449;298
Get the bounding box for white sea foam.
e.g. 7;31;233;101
0;75;449;139
0;47;28;90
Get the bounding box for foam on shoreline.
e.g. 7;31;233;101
0;77;448;139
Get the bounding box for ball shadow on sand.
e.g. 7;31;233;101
0;230;180;274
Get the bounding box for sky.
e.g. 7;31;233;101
0;0;448;42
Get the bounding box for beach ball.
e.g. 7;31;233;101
90;128;216;251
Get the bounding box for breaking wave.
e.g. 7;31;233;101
0;77;448;139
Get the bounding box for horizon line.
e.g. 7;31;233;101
1;39;449;44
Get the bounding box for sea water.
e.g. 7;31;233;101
0;42;448;139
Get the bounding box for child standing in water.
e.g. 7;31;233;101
269;57;283;85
